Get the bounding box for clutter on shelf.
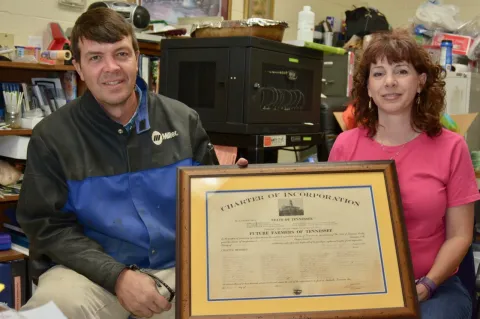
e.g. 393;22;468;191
412;1;480;71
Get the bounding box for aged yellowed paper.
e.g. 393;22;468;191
189;172;404;315
206;186;384;300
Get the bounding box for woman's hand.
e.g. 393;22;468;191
416;283;430;302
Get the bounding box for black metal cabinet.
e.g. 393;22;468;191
160;36;323;135
162;48;229;123
322;52;355;98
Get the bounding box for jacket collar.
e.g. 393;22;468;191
81;75;151;134
133;75;151;134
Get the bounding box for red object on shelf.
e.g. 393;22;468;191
47;22;70;51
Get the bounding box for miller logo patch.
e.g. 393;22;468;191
151;130;179;145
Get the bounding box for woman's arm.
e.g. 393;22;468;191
420;136;479;296
422;203;474;293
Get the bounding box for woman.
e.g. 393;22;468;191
328;29;480;319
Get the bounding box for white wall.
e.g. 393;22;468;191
0;0;99;46
366;0;480;28
230;0;244;20
272;0;354;41
4;0;476;52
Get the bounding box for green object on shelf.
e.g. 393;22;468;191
304;42;347;55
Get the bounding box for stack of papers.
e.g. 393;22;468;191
0;301;66;319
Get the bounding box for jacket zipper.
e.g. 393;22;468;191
126;148;131;172
123;133;131;172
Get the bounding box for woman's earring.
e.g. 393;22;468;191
368;97;372;110
416;93;421;106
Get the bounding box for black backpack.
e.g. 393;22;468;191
345;7;390;41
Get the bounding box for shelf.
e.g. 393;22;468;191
0;61;76;72
0;129;32;136
0;249;26;262
139;41;161;57
0;195;19;203
11;243;28;256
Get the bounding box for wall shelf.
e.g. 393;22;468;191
138;41;161;57
0;61;76;72
0;195;19;203
0;61;86;96
0;129;32;136
0;249;26;262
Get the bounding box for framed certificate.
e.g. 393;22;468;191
177;161;419;319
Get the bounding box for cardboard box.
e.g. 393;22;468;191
432;32;473;56
333;112;478;136
450;113;478;136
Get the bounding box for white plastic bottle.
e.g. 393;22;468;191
297;6;315;42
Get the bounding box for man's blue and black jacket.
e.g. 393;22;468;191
16;77;218;294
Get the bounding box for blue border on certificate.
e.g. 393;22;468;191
205;186;387;302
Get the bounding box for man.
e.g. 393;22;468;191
17;7;246;319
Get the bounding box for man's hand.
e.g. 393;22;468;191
115;269;172;318
416;283;430;302
236;158;248;168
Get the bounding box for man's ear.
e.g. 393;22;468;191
135;50;140;72
73;59;84;81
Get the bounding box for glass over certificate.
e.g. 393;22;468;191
177;161;420;319
206;186;385;300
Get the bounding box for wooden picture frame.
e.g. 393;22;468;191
243;0;275;19
177;161;420;319
138;0;232;25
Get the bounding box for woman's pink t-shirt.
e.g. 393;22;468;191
328;127;480;280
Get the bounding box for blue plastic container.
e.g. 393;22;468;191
440;40;453;70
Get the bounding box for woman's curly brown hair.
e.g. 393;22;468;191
352;28;446;137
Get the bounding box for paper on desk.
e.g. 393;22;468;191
0;301;66;319
213;145;238;165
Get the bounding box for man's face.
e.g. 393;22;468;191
74;36;139;109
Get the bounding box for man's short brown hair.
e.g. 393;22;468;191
70;7;139;63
